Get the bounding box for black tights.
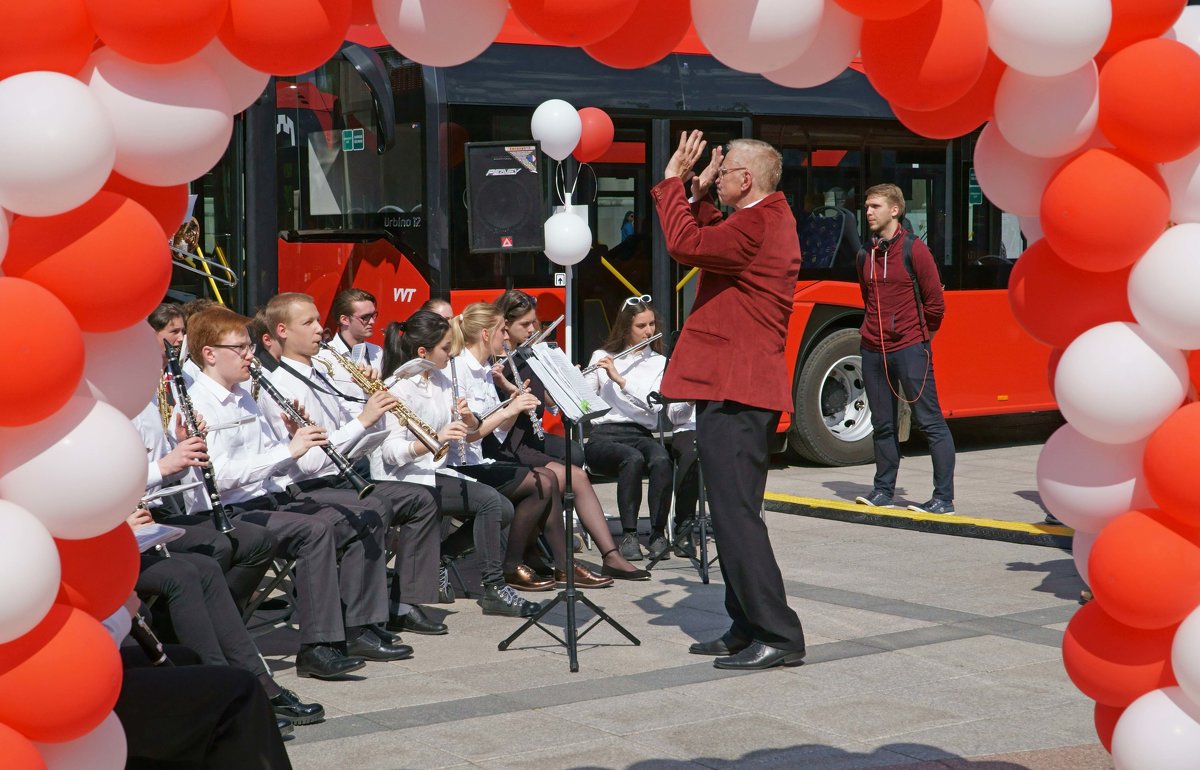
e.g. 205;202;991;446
504;466;565;573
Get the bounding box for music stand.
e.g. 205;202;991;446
497;344;640;671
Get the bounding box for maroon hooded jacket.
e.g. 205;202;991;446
857;230;945;353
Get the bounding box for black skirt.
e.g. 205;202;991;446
453;462;533;497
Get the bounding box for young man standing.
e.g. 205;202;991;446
855;184;956;514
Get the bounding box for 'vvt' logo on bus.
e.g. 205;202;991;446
393;288;416;302
485;168;520;176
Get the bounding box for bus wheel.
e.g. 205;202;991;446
788;328;874;466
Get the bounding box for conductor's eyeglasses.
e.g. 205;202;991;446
717;166;748;177
624;294;652;307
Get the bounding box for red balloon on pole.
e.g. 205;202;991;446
510;0;640;47
102;172;189;239
0;278;85;428
85;0;230;64
573;107;615;163
55;525;139;622
1098;38;1200;163
891;53;1005;140
0;0;95;82
219;0;352;76
583;0;691;69
1103;0;1186;53
349;0;375;25
1062;600;1177;708
1143;403;1200;530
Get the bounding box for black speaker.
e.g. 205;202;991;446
465;141;546;254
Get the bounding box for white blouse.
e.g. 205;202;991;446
374;365;471;486
584;347;666;430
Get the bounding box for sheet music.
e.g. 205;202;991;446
135;523;186;553
527;342;610;423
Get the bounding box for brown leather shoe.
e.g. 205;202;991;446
504;564;555;592
555;564;614;589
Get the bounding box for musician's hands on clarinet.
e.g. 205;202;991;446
287;424;329;460
127;507;154;530
280;399;311;435
157;435;210;476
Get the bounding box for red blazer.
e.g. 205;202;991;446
652;177;801;414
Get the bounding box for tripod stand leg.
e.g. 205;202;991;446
577;593;641;646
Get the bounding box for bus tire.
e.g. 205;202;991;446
788;328;874;466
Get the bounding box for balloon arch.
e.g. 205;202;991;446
1;1;1199;766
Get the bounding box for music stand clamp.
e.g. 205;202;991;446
497;345;640;672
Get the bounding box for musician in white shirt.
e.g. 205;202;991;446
314;288;384;386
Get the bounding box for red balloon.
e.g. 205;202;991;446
219;0;352;76
1007;239;1134;348
0;605;122;743
1047;347;1064;393
573;107;615;163
583;0;691;69
85;0;230;64
1104;0;1185;53
102;173;189;239
510;0;640;46
1143;403;1200;530
0;723;44;770
0;279;85;428
1189;350;1200;394
1098;39;1200;163
835;0;934;20
0;0;94;82
1090;508;1200;629
55;525;139;622
3;192;172;333
349;0;375;25
892;53;1005;140
1063;600;1177;708
1095;702;1124;752
861;0;988;112
1040;149;1169;273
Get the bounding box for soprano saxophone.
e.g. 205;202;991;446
318;342;449;461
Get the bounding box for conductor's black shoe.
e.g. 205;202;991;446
276;717;294;737
713;641;806;670
346;626;414;661
478;582;542;617
647;534;671;560
855;491;893;508
689;631;752;657
270;688;325;725
907;498;955;515
387;605;448;636
295;644;366;680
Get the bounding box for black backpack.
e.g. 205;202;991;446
857;232;928;339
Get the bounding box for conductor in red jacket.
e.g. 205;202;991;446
651;131;806;671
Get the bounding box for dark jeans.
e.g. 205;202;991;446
585;422;673;532
434;474;514;586
861;342;955;501
669;429;700;525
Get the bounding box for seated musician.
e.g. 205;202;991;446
316;288;384;379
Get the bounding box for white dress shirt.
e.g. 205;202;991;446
373;367;470;486
454;350;504;463
133;398;173;492
584;347;666;430
313;333;383;400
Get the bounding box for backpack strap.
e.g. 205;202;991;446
902;233;929;340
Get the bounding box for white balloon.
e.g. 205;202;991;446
994;63;1098;159
1055;322;1188;444
0;398;148;539
0;208;8;268
1159;146;1200;224
973;122;1067;217
1175;607;1200;709
1166;6;1200;56
76;323;163;419
0;72;115;217
194;38;270;114
374;0;508;67
0;501;61;644
1036;424;1154;533
693;0;825;74
36;712;127;770
84;48;233;187
543;210;592;266
1129;225;1200;350
1019;215;1043;243
987;0;1111;77
1071;529;1096;586
1113;687;1200;770
762;2;861;89
531;100;581;162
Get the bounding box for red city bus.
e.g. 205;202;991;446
179;16;1053;466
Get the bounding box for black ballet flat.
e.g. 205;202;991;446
600;563;651;581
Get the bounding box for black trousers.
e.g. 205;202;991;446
669;429;700;525
154;513;277;609
697;400;805;651
584;422;673;532
434;474;514;586
361;479;441;608
119;646;292;770
861;341;956;501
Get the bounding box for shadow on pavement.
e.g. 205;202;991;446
1006;556;1085;602
559;742;1036;769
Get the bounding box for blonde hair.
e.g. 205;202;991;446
263;292;314;341
865;183;907;218
449;302;502;354
728;138;783;192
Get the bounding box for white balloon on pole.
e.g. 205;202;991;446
973;122;1067;217
76;323;163;420
1129;224;1200;350
762;2;862;89
1055;322;1188;444
84;47;234;187
374;0;508;67
531;100;582;162
0;72;116;217
194;38;270;114
994;63;1098;159
986;0;1111;77
36;712;127;770
693;0;825;75
543;209;592;266
1036;425;1153;533
1159;146;1200;224
1071;529;1096;586
0;501;61;644
1112;687;1200;770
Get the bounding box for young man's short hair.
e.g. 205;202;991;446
864;183;906;217
186;307;252;367
330;288;377;329
263;292;315;341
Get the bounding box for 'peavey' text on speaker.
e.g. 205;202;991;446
465;141;546;254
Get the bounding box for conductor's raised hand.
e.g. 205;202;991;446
288;424;328;459
665;130;707;180
692;144;723;201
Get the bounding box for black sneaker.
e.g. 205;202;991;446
907;498;955;515
672;520;696;558
647;534;671;560
478;582;542;617
618;532;644;561
855;491;893;508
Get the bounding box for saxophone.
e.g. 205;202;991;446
318;342;449;461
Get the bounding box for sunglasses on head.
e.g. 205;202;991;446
624;294;652;307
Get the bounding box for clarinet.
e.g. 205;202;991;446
163;342;235;533
130;611;173;667
247;359;376;499
502;342;544;440
448;359;468;464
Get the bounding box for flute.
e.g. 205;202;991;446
494;314;564;365
448;359;468;464
502;342;544;440
581;332;664;375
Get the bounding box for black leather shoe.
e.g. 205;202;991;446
713;641;805;670
346;627;414;661
689;631;752;656
295;643;366;680
600;563;651;581
277;717;294;737
387;605;448;636
270;688;325;725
